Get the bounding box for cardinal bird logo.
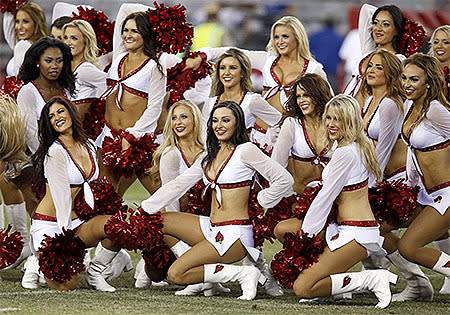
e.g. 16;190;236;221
443;260;450;268
434;195;442;203
215;231;224;244
331;233;339;241
214;264;224;273
342;275;351;288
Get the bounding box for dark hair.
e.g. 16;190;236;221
281;73;332;125
18;37;76;95
32;96;91;188
202;101;249;167
50;16;73;31
121;12;163;73
372;5;405;53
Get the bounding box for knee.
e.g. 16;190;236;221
292;278;314;299
274;222;289;242
167;264;185;285
397;238;415;261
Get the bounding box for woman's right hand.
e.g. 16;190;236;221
183;55;202;71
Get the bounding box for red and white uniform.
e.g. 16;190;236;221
71;61;106;105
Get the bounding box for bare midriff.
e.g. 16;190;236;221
35;184;81;220
384;139;407;177
209;186;251;224
288;158;323;194
255;90;284;131
335;186;376;223
105;90;147;130
416;147;450;190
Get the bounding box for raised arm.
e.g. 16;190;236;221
16;85;39;154
248;94;282;127
3;11;16;49
240;142;294;208
359;3;377;56
271;117;296;168
76;63;107;97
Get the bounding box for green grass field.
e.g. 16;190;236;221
0;181;448;314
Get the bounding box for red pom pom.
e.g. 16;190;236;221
104;209;139;251
399;18;425;57
443;66;450;100
0;0;27;14
265;195;295;236
166;51;213;107
82;98;105;140
248;191;273;247
271;231;324;288
0;225;24;269
369;180;418;226
142;242;176;276
292;185;321;220
129;208;165;250
145;2;193;54
72;7;114;55
102;131;158;177
74;177;128;221
187;180;211;216
0;76;24;100
31;181;45;201
38;229;86;283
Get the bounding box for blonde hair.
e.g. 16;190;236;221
152;100;204;174
63;20;99;67
360;49;404;112
266;16;316;62
15;2;47;43
324;94;382;179
429;25;450;58
0;94;28;165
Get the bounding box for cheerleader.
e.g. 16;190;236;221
272;73;332;242
201;48;281;150
397;53;450;286
291;95;397;309
140;101;294;300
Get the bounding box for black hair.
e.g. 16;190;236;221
50;16;73;31
372;5;405;53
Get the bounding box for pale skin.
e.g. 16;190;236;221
394;64;450;268
292;107;378;298
274;85;328;243
432;30;450;69
159;107;250;285
36;102;119;291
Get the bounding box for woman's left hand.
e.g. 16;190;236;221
121;137;131;152
183;55;202;71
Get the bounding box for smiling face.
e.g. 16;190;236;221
372;10;396;48
212;107;236;143
296;85;317;117
432;30;450;64
401;64;428;102
38;47;64;81
219;56;242;90
274;25;298;56
49;102;72;134
171;104;194;139
325;107;343;142
366;54;386;87
15;10;35;41
63;26;85;59
122;19;144;52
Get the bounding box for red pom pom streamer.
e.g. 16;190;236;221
271;231;325;288
102;130;158;178
104;208;139;251
187;180;211;216
0;76;24;100
369;180;418;226
166;51;213;107
0;225;23;269
38;229;86;283
145;2;193;54
265;195;296;237
141;242;176;276
399;18;425;57
73;177;128;221
82;98;106;140
443;66;450;100
248;190;272;247
130;208;165;250
72;6;114;56
0;0;27;14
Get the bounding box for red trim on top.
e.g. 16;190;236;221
416;140;450;152
384;166;406;179
72;97;97;105
270;56;308;88
118;54;151;82
57;139;96;182
215;92;247;108
210;219;251;227
177;145;192;168
401;103;415;146
32;213;57;222
362;98;379;140
253;122;267;134
428;181;450;194
122;84;148;99
338;220;378;227
291;153;330;164
31;81;67;103
301;118;329;161
204;146;237;184
218;180;252;189
342;179;368;191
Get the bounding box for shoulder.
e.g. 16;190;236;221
47;142;66;160
282;116;297;128
239;142;262;157
15;40;32;50
427;100;449;116
332;143;358;163
17;83;37;98
379;97;401;111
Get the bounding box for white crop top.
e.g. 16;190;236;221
141;142;294;213
17;82;69;154
44;139;99;231
302;142;369;236
72;61;107;104
272;117;330;168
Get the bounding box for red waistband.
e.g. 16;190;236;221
342;179;368;191
218;180;252;189
428;181;450;194
210;219;251;227
253;123;267;134
338;220;378;227
291;154;330;164
416;139;450;152
32;213;57;222
72;98;97;105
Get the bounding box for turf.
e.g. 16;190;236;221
0;181;448;314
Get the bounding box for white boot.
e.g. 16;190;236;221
4;202;31;269
243;254;283;296
134;258;151;289
101;249;133;282
83;248;92;268
432;252;450;277
434;238;450;294
330;270;398;309
86;242;118;292
21;255;40;289
387;250;433;301
204;264;265;300
0;203;4;229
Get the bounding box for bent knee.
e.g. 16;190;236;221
167;265;186;285
293;279;315;299
397;238;416;261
